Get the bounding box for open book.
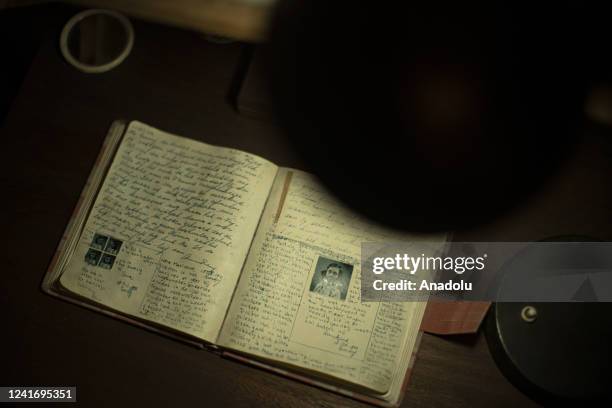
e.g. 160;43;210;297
43;120;447;407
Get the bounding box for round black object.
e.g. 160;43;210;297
485;236;612;404
265;2;597;232
486;302;612;405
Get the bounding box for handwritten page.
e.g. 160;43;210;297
60;121;277;342
218;169;446;392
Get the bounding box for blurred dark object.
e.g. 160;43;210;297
486;302;612;405
265;1;610;232
485;236;612;405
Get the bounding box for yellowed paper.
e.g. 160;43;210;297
218;169;445;392
60;121;277;342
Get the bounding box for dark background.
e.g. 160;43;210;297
1;3;611;407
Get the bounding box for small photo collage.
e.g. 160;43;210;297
84;233;123;270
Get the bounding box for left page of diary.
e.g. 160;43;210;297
58;121;278;342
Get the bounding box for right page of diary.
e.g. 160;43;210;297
218;168;447;393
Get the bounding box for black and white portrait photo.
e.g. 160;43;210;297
309;257;353;301
91;233;108;250
85;248;102;266
99;253;116;269
104;237;123;255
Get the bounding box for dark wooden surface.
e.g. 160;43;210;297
3;4;610;407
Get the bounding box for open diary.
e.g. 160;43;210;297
42;120;447;406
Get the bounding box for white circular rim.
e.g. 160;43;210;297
60;9;134;74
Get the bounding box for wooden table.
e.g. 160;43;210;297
5;4;610;407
